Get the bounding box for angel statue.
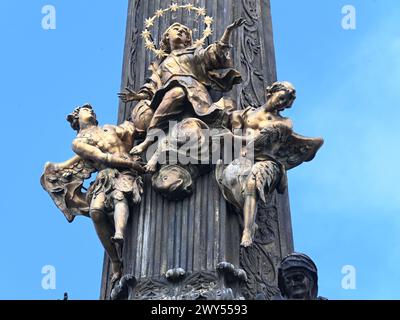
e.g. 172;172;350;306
216;82;324;247
41;104;145;285
118;18;245;156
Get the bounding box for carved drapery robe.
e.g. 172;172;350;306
138;41;242;129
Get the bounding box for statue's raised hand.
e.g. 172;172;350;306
227;18;246;31
221;18;246;44
118;87;144;103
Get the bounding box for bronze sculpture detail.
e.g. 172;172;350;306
216;82;323;247
118;19;244;156
41;5;324;297
41;104;144;284
277;253;326;300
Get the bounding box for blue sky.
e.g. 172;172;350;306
0;0;399;300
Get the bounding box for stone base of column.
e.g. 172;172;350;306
111;262;247;300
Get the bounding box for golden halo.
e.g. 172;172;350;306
141;3;214;58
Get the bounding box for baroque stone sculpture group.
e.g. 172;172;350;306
41;15;324;300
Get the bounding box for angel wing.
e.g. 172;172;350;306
40;155;97;223
274;132;324;170
252;160;284;203
243;127;322;199
244;124;289;159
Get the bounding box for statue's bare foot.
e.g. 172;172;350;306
145;161;157;174
111;261;122;286
241;229;253;247
130;142;147;155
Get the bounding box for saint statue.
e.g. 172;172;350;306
118;19;245;156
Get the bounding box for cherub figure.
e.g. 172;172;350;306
41;104;145;284
216;82;324;247
118;19;245;155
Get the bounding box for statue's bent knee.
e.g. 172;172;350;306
170;87;185;99
90;209;105;222
245;177;257;193
112;190;125;202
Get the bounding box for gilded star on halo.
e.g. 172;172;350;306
185;4;194;11
145;41;156;50
170;3;179;12
141;29;151;39
203;28;213;37
194;39;205;47
155;9;164;17
196;7;206;16
155;49;167;58
204;16;214;25
145;17;155;28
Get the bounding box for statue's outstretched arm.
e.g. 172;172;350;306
72;140;144;172
72;140;108;164
118;64;160;103
118;87;149;103
220;18;246;45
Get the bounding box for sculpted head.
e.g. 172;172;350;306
67;104;98;132
151;165;193;201
265;81;296;112
278;253;319;300
160;23;193;53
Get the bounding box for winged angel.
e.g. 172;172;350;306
216;82;324;247
41;104;145;284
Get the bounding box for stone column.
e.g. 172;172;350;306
100;0;294;300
